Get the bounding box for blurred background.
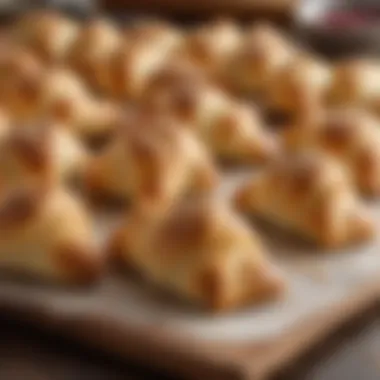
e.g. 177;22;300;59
0;0;380;379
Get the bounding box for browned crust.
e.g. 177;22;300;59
128;134;164;202
158;202;214;253
0;48;44;105
54;242;103;284
0;187;44;230
67;19;117;84
192;162;220;192
107;44;134;100
83;161;116;204
197;260;286;312
9;126;52;174
198;265;225;310
356;149;380;196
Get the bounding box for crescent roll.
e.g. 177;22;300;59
266;55;331;120
66;18;122;90
11;11;78;63
235;152;374;248
327;58;380;109
226;23;296;96
108;198;285;311
182;19;241;77
84;111;219;208
0;187;101;284
0;122;88;191
145;81;277;163
283;108;380;196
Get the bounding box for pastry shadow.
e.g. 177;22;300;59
111;267;205;315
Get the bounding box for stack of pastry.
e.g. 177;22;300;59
0;10;376;312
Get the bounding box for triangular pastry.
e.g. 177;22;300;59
108;197;285;311
0;186;101;284
235;152;374;248
181;19;241;77
0;46;45;123
265;55;331;120
327;58;380;109
226;23;296;96
84;111;219;208
11;11;78;63
144;59;208;98
66;18;122;90
0;121;88;191
144;81;277;163
103;23;182;100
283;108;380;196
37;68;121;142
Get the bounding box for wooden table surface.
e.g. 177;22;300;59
0;305;379;380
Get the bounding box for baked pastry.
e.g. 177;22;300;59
108;197;285;311
0;46;45;123
66;18;122;90
266;55;331;120
0;108;10;140
0;186;101;284
144;59;208;98
103;23;183;100
37;68;121;142
126;19;183;49
181;19;241;77
283;108;380;196
327;58;380;109
11;11;78;63
144;81;277;163
84;110;219;208
235;152;374;248
226;23;296;96
0;121;88;191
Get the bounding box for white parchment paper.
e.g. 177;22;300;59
0;170;379;344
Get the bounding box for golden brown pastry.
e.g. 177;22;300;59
103;23;183;100
266;55;331;120
66;18;122;90
109;197;285;311
283;108;380;196
11;11;79;63
0;108;10;140
144;59;208;98
0;47;45;123
328;58;380;109
181;19;241;77
37;68;121;141
1;63;120;141
226;23;297;96
235;152;374;248
126;19;183;49
84;110;219;208
0;121;88;191
0;186;101;284
144;81;277;163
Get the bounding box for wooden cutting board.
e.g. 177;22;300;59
0;276;378;380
